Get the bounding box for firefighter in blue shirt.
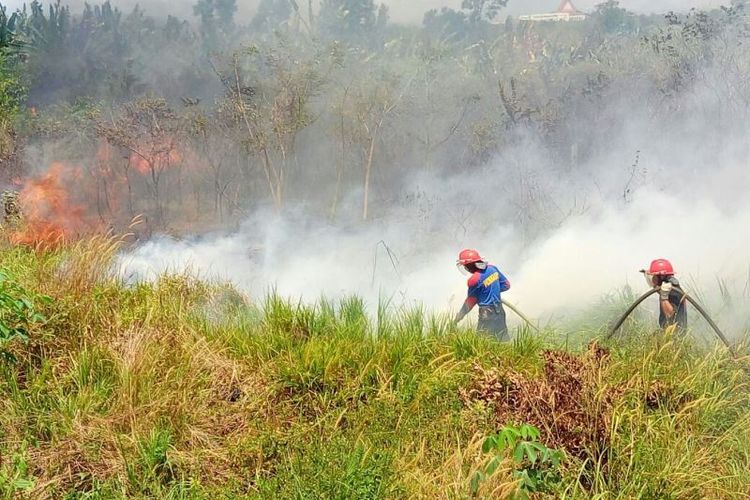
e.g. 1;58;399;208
454;249;511;341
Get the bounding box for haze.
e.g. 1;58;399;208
1;0;729;23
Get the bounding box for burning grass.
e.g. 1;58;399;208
9;162;101;246
0;238;747;498
6;128;190;248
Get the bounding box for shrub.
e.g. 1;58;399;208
472;424;564;498
0;270;50;360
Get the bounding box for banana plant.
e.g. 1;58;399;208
0;6;21;51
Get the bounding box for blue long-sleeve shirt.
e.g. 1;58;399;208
466;265;510;307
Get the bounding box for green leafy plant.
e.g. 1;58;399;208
0;450;35;497
0;271;50;359
471;424;564;498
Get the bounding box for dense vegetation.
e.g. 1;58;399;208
1;1;750;497
0;236;747;497
0;0;748;236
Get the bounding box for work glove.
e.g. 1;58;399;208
659;281;672;300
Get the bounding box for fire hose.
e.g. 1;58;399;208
502;299;540;332
607;287;736;358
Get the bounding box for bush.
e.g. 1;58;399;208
0;270;50;360
472;424;564;498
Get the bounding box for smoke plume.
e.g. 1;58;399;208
119;97;750;332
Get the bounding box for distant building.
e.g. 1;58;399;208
519;1;588;22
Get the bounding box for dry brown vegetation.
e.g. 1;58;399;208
461;341;623;460
0;237;746;497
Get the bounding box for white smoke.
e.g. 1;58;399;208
1;0;729;24
110;0;750;336
119;145;750;331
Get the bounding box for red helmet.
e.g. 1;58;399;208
648;258;674;276
457;249;484;266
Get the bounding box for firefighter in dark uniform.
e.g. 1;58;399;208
642;258;688;331
454;249;511;341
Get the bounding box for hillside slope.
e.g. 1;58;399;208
0;237;748;498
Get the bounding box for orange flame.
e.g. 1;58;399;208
11;163;98;246
128;144;182;175
9;138;193;245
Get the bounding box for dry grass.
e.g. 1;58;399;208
396;433;520;499
0;237;747;498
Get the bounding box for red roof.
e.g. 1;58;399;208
557;0;581;14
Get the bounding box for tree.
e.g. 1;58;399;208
183;103;239;222
388;47;483;173
193;0;236;50
461;0;508;24
319;0;385;43
97;98;183;227
4;1;147;105
423;1;506;42
251;0;293;31
215;0;237;27
376;4;389;31
212;43;328;211
593;1;638;34
0;5;22;52
423;8;469;42
341;68;411;220
0;5;26;170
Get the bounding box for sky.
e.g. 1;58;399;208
1;0;730;24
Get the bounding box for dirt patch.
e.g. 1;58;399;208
460;341;623;459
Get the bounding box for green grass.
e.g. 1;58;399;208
0;237;748;498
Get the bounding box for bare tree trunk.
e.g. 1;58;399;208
259;147;282;211
215;174;222;221
330;139;344;219
358;77;412;220
177;166;184;211
362;124;380;221
96;178;106;223
231;56;284;212
125;171;134;218
331;88;349;219
195;184;202;221
149;161;165;227
277;140;287;210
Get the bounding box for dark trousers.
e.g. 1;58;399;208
478;304;509;341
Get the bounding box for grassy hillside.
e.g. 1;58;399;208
0;236;748;498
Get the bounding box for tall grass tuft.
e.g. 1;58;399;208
0;238;747;497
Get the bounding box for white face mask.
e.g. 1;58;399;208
642;271;656;288
456;261;487;276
